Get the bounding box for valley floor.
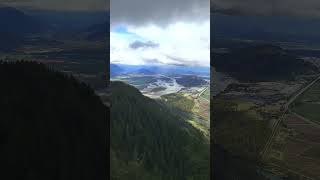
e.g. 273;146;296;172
111;73;210;137
213;73;320;179
262;75;320;179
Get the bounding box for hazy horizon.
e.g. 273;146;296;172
0;0;108;12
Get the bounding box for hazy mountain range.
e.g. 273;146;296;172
0;6;108;51
213;44;319;81
110;63;210;77
212;12;320;43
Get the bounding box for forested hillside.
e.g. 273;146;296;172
212;98;270;180
110;81;209;180
0;61;107;179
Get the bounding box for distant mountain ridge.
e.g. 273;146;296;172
213;45;319;81
0;7;48;51
22;9;108;31
135;68;156;75
212;12;320;43
110;64;124;77
176;75;208;87
0;7;49;35
110;63;210;76
0;7;108;51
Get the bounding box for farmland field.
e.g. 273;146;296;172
269;113;320;179
293;81;320;123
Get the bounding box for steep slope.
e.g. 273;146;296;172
0;61;107;179
110;81;209;180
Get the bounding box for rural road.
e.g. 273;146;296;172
197;86;210;103
198;86;209;97
261;74;320;160
284;75;320;109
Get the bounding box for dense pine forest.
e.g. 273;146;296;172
0;61;107;179
110;81;209;180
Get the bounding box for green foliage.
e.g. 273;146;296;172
296;82;320;102
110;81;209;180
293;81;320;123
212;98;270;160
161;93;195;113
213;145;269;180
212;97;271;180
0;61;107;179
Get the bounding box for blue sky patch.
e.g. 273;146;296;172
111;25;146;42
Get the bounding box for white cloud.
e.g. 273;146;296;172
111;20;210;67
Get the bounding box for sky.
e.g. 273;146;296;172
212;0;320;18
110;0;210;67
0;0;108;11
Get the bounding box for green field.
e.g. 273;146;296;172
212;98;269;160
161;93;209;138
293;81;320;123
161;93;195;112
293;103;320;122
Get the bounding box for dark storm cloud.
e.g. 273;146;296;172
0;0;108;11
111;0;209;26
143;58;186;66
0;0;30;2
129;40;160;49
167;63;187;67
212;0;320;17
166;55;201;66
143;58;162;64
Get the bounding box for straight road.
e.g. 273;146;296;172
260;74;320;160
